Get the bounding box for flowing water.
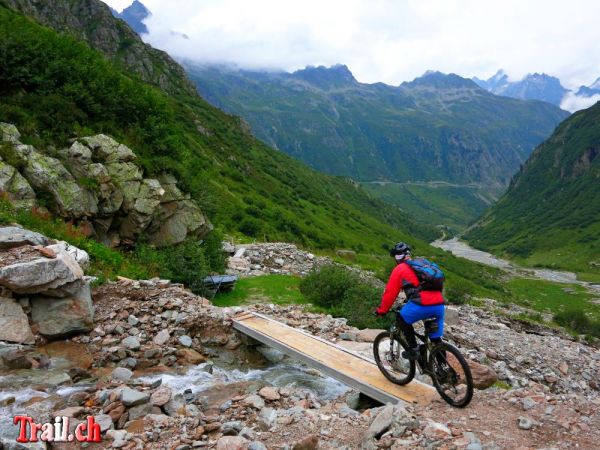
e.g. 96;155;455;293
0;344;349;443
432;237;600;294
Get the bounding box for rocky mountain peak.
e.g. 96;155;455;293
114;0;151;35
402;71;479;89
292;64;357;89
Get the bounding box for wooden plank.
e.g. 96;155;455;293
232;312;437;406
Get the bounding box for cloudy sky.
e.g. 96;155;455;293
106;0;600;107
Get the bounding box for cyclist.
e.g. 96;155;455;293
374;242;445;360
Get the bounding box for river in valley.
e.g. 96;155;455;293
432;237;600;295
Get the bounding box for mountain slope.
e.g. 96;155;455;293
0;2;442;254
3;0;193;97
465;102;600;280
185;64;568;188
474;70;569;106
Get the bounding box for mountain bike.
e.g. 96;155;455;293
373;311;473;407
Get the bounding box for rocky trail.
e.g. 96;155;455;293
0;229;599;449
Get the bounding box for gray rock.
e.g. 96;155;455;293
163;394;186;416
95;414;114;432
248;443;267;450
517;416;534;430
367;404;394;438
243;394;265;410
345;390;361;410
120;387;150;407
0;162;36;210
0;251;83;294
445;306;460;325
0;122;21;143
222;421;243;435
82;135;137;163
154;329;170;345
128;315;139;326
111;367;134;381
178;335;192;347
0;298;35;344
257;407;277;431
30;281;94;339
18;144;98;218
522;397;536;411
257;345;285;363
128;402;153;420
0;226;47;249
122;336;141;350
45;241;90;270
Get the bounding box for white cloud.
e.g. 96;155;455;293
103;0;600;90
560;92;600;113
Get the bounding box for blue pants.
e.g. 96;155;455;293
399;302;445;339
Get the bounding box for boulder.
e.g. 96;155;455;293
31;281;94;339
147;199;212;246
176;348;206;365
0;298;35;344
468;360;498;390
82;135;137;163
258;386;280;401
0;251;83;294
0;122;21;143
367;404;394;438
45;241;90;270
15;144;98;218
120;387;150;407
0;161;36;209
0;226;48;249
150;387;172;406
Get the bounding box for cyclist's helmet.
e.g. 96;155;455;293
390;242;411;262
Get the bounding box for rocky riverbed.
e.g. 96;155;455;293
1;227;600;449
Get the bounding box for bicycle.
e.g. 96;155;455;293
373;310;474;407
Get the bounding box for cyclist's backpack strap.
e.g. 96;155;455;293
406;258;445;291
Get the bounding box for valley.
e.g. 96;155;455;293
1;0;599;449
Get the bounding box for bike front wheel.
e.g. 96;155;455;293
373;331;415;385
429;342;473;407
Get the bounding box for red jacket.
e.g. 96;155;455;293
376;261;444;314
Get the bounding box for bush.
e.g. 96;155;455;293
299;264;359;309
300;264;387;329
136;234;226;295
554;309;600;338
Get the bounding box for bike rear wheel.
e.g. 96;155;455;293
373;331;415;385
429;342;473;407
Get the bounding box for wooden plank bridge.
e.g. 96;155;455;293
232;312;437;406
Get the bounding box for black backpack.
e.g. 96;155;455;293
406;258;445;291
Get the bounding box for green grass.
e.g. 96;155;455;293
503;278;599;321
212;274;307;307
362;182;502;232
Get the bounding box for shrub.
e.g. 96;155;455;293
554;309;600;338
299;264;359;309
300;264;388;329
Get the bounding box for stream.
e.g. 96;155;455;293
0;343;349;442
432;237;600;295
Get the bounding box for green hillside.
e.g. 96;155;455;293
466;102;600;281
362;181;501;233
184;64;568;228
0;3;440;253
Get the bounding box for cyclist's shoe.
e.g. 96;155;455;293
401;347;420;360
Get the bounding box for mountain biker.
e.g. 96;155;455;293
374;242;445;360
